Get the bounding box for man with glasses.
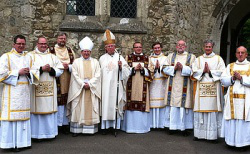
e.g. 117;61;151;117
121;42;152;133
99;29;130;134
162;40;196;136
50;32;75;134
0;35;39;151
148;42;168;129
29;37;63;141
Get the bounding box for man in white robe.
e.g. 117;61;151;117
67;37;101;136
221;46;250;148
0;35;39;151
148;42;168;129
29;37;63;140
192;40;225;141
162;40;196;136
99;29;130;134
121;42;152;133
50;32;75;133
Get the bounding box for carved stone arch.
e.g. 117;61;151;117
208;0;241;54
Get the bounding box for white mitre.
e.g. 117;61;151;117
79;36;94;51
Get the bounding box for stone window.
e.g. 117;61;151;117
110;0;137;18
66;0;95;16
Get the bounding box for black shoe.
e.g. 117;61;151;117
182;130;190;137
102;129;108;135
12;148;20;152
193;137;199;141
168;130;176;135
32;138;42;142
210;139;218;144
72;133;79;137
238;147;247;152
62;125;70;135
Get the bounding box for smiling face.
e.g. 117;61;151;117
105;44;116;55
204;43;213;55
81;50;91;59
13;38;26;53
133;43;143;54
236;46;248;62
153;44;162;55
37;37;48;53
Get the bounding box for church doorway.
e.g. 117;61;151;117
220;0;250;64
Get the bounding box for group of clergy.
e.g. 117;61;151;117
0;29;250;152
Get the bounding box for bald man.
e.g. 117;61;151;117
221;46;250;148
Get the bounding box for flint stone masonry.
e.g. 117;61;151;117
0;0;243;58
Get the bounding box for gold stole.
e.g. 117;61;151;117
83;60;93;125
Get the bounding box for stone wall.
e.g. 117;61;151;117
0;0;243;58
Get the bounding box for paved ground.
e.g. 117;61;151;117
1;129;249;154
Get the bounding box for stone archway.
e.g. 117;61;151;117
208;0;250;64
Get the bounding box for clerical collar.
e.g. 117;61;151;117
236;59;249;65
12;48;27;56
151;52;163;56
203;52;215;58
133;52;143;55
81;56;91;61
177;51;187;55
55;44;66;49
35;47;49;54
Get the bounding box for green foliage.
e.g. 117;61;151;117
239;19;250;54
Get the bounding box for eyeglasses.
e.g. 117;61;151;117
38;43;47;45
15;43;26;46
133;46;142;48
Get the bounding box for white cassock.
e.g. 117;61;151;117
148;53;168;128
29;48;63;139
192;52;225;140
67;57;101;134
0;48;39;149
221;59;250;147
121;53;151;133
99;52;130;129
163;51;196;131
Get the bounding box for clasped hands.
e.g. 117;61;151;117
19;67;30;76
42;64;51;72
174;62;183;71
203;62;210;73
135;63;144;71
232;71;242;81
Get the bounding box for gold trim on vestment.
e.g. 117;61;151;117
8;85;11;120
153;78;165;80
233;94;245;99
0;85;5;119
0;118;30;121
195;110;221;112
230;86;234;119
0;75;8;82
17;81;29;85
150;105;167;108
31;111;57;114
229;63;235;119
150;98;164;101
10;109;30;112
7;53;11;71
